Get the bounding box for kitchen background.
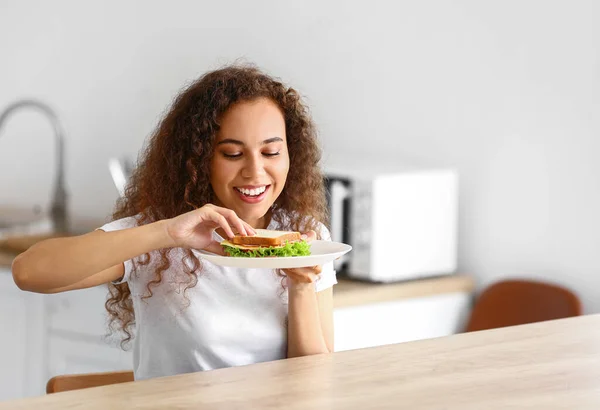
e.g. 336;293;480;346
1;0;599;402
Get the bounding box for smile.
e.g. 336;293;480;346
235;185;267;196
234;185;270;203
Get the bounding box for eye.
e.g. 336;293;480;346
263;151;280;157
222;152;242;159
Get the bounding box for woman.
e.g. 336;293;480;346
12;63;336;380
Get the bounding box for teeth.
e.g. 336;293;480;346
237;186;266;196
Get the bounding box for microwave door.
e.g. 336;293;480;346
328;179;351;272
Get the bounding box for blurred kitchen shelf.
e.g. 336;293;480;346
0;206;53;240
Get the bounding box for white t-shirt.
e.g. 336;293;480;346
98;214;337;381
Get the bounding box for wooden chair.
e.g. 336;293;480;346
465;278;582;332
46;370;134;394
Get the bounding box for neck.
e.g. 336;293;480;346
247;218;263;229
249;209;273;230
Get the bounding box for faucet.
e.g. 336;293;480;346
0;99;69;233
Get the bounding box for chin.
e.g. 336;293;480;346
244;207;273;224
244;208;270;220
224;194;277;222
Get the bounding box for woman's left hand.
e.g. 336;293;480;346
282;230;322;286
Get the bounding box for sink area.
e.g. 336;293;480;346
0;99;69;235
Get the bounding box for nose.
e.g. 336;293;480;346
241;153;266;179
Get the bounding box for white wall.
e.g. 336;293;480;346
1;0;599;311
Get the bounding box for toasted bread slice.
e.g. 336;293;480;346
230;229;301;246
219;239;286;250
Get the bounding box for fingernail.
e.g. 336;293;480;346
301;234;307;240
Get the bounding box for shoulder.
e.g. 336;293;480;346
309;219;331;241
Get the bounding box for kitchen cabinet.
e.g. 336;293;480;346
0;269;28;401
47;337;131;377
44;286;133;379
0;268;45;401
332;275;474;352
333;292;471;352
0;267;132;401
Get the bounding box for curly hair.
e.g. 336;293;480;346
105;63;328;347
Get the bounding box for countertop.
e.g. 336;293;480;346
334;274;473;307
3;314;599;409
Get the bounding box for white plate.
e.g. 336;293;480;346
196;240;352;269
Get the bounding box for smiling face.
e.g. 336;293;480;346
210;97;290;229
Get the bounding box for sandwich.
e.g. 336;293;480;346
220;229;311;257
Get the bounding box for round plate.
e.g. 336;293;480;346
196;240;352;269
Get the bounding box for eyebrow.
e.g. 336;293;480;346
217;137;283;146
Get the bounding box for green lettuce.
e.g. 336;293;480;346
223;240;311;258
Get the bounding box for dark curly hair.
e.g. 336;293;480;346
105;63;328;347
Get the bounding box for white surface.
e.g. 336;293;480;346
47;337;132;378
0;270;29;401
47;285;113;338
334;292;472;352
0;268;45;401
345;168;458;282
198;240;352;269
0;268;133;401
45;286;133;382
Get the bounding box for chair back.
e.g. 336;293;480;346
465;279;582;332
46;370;134;394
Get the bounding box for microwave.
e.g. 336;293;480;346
323;157;459;282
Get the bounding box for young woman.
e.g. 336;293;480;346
12;64;336;381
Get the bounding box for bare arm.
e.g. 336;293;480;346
12;221;173;293
36;265;125;294
287;282;334;358
12;204;255;294
284;230;335;358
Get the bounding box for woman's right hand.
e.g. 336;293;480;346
164;204;255;254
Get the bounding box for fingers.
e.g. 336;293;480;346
242;220;256;236
217;208;248;237
285;265;322;275
282;265;322;283
204;205;255;238
285;270;316;283
205;211;235;238
301;230;317;243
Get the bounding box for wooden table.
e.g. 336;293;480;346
3;314;600;409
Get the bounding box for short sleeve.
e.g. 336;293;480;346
313;222;338;293
95;216;139;285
